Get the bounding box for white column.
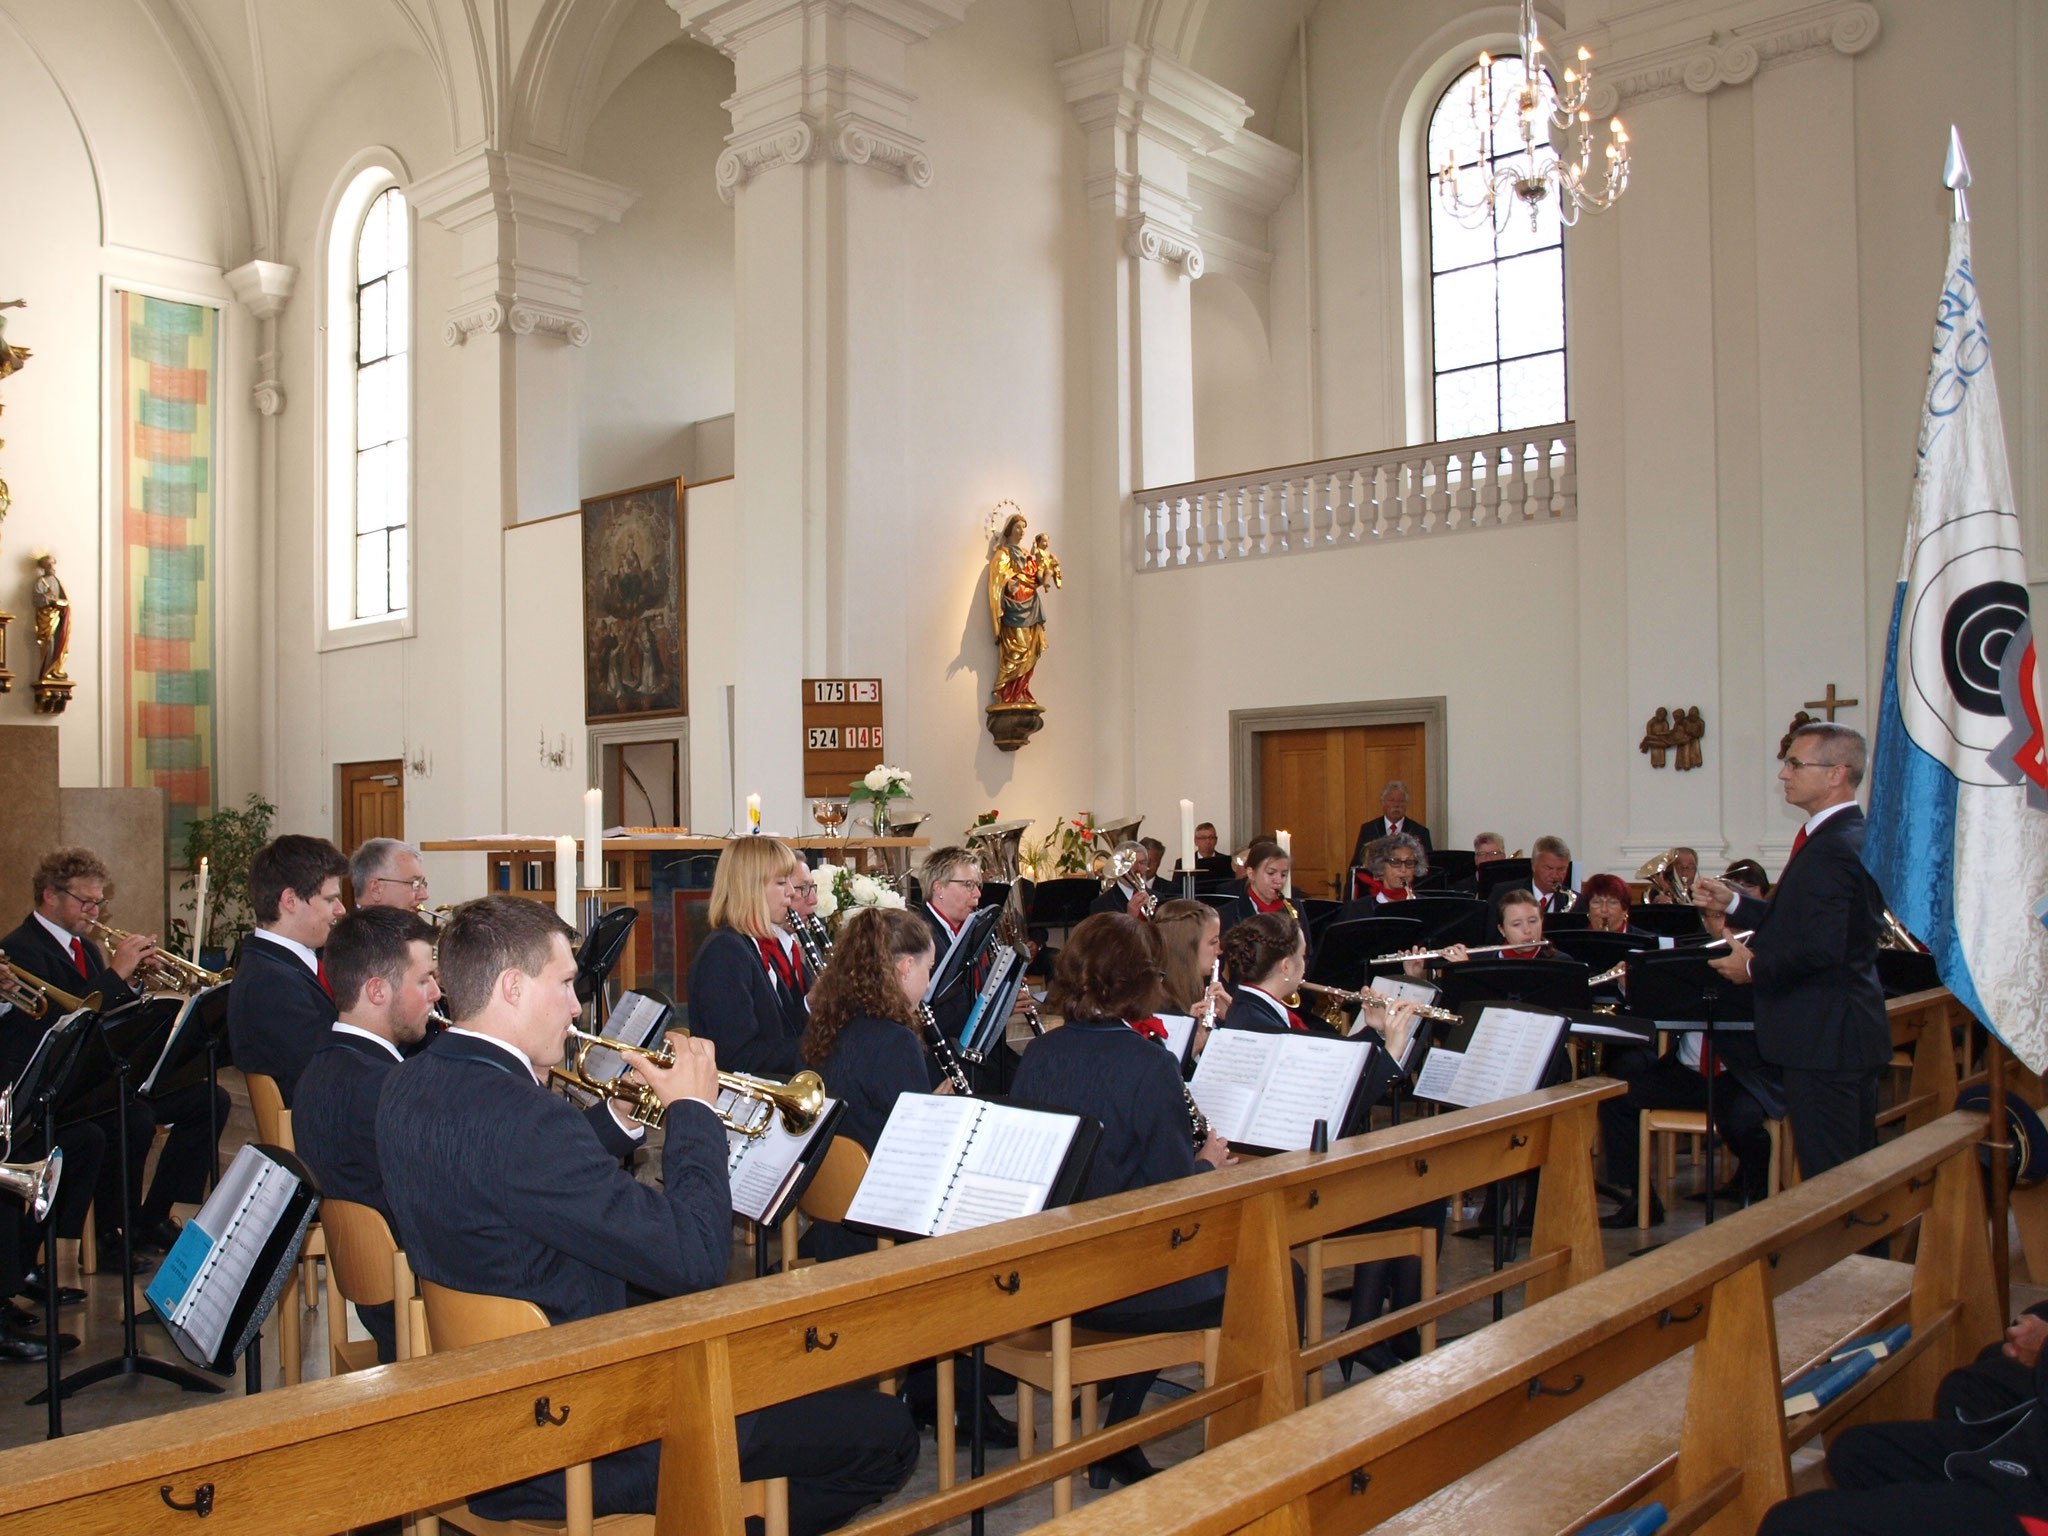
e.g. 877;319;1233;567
1059;45;1250;814
674;0;968;832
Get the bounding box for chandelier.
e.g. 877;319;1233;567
1435;0;1630;231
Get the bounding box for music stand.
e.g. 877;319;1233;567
1438;960;1592;1014
1627;904;1706;939
1308;917;1421;990
1421;848;1476;888
574;906;640;1018
1621;950;1755;1225
1877;948;1940;997
8;1005;96;1436
1547;930;1657;974
1299;898;1342;953
1025;878;1097;931
33;998;224;1414
1474;858;1534;899
1543;911;1590;934
1403;896;1488;951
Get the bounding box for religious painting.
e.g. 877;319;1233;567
114;290;219;855
582;477;685;723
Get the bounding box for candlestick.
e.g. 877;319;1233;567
190;856;210;964
1179;799;1196;877
583;788;604;889
747;793;762;833
1276;829;1291;857
554;836;579;926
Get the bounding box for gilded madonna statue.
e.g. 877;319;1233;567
984;509;1060;751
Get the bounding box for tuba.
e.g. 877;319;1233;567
552;1026;825;1138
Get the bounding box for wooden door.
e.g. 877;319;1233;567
1257;724;1427;899
338;760;404;855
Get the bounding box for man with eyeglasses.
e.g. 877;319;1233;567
1695;723;1888;1178
348;838;432;913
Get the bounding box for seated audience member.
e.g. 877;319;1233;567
378;896;917;1534
1575;872;1638;934
291;905;440;1362
1758;1309;2048;1535
686;837;806;1077
1177;822;1235;880
1528;836;1576;914
348;838;432;913
1011;914;1248;1487
1353;833;1425;903
228;835;349;1105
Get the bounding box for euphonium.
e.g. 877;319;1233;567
553;1026;825;1137
1634;849;1694;906
84;919;230;992
0;1148;62;1224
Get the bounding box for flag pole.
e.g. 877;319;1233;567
1941;123;2011;1319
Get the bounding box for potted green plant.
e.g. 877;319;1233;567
178;792;277;965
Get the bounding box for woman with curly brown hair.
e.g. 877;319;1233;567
801;906;944;1157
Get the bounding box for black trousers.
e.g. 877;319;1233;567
1781;1066;1879;1179
470;1388;918;1536
83;1080;229;1233
1757;1416;2048;1534
1343;1201;1448;1363
1598;1048;1775;1202
1080;1264;1305;1426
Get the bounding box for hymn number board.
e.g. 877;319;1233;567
802;679;885;798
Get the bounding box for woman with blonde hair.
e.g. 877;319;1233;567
1150;899;1231;1038
686;837;805;1075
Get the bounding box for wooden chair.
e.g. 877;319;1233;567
319;1198;414;1376
244;1072;324;1384
1299;1226;1438;1403
1637;1107;1785;1228
415;1281;788;1536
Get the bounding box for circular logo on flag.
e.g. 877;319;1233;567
1901;508;2035;782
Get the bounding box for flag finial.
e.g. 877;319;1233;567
1945;125;1972;221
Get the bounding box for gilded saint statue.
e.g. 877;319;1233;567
0;300;29;384
31;553;72;714
984;510;1061;751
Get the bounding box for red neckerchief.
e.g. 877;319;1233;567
1128;1016;1169;1042
756;936;797;993
1378;885;1413;902
1501;945;1544;960
1244;985;1307;1033
1247;888;1284;914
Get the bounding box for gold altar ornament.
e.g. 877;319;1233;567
31;552;72;714
985;505;1060;753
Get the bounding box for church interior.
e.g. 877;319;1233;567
0;1;2045;1532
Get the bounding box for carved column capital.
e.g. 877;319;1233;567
1124;215;1204;279
1571;0;1882;115
828;115;933;189
715;117;819;206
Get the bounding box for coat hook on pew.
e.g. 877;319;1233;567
160;1484;215;1517
534;1397;571;1426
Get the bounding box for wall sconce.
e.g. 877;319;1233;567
539;732;574;772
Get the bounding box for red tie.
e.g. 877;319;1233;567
1789;826;1809;861
316;957;333;998
1129;1016;1169;1042
70;938;88;979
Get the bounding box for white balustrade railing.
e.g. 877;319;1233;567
1131;423;1577;572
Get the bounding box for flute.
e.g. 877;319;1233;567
1369;939;1554;964
1298;980;1463;1024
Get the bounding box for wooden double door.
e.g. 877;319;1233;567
1257;724;1427;900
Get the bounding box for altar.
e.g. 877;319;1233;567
421;834;929;1004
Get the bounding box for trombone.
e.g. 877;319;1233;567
553;1026;825;1137
1;954;100;1019
84;919;231;992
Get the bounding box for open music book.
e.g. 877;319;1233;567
145;1143;319;1371
1188;1030;1373;1153
721;1087;845;1227
1412;1007;1567;1108
139;985;230;1097
577;990;671;1081
843;1094;1097;1241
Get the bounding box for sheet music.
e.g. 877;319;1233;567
171;1144;300;1359
843;1095;981;1235
1185;1029;1274;1143
1371;976;1437;1006
1155;1014;1198;1061
1243;1036;1371;1151
934;1102;1078;1234
579;992;671;1081
1434;1008;1565;1108
936;1175;1042;1234
1413;1048;1465;1102
960;945;1019;1053
1570;1020;1647;1040
723;1086;838;1224
139;992;209;1096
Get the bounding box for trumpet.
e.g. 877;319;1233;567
0;1149;62;1224
552;1025;825;1137
1;956;99;1018
1299;980;1463;1025
1879;907;1923;953
84;920;230;992
1369;940;1546;965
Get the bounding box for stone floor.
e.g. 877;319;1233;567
0;1085;2030;1536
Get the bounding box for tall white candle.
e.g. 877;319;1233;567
747;792;762;833
1179;800;1196;875
554;836;579;925
1276;828;1292;857
190;856;210;963
583;788;604;889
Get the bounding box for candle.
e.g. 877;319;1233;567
583;788;604;889
554;836;579;926
747;793;762;833
1277;828;1292;857
1179;800;1196;875
190;856;210;963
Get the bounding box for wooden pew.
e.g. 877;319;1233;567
0;1080;1620;1536
1017;1109;1995;1536
1880;986;1964;1134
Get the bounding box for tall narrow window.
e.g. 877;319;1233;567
1427;57;1567;440
352;187;409;620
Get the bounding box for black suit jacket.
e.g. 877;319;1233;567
1731;806;1889;1074
686;927;801;1077
1;913;138;1017
1350;818;1433;869
226;932;338;1105
292;1027;403;1228
919;904;978;1046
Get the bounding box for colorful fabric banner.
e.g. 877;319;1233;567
1864;217;2048;1072
116;291;217;855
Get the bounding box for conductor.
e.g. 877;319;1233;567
1695;722;1888;1178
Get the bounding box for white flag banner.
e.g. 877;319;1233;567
1865;145;2048;1073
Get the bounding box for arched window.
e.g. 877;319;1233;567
323;162;411;641
1426;57;1567;441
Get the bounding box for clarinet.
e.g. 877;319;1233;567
918;1003;974;1096
1183;958;1221;1153
792;912;831;977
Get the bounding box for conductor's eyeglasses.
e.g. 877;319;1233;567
1781;755;1833;772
